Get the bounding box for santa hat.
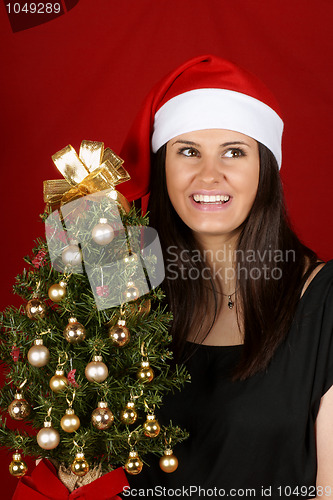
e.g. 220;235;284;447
119;54;284;203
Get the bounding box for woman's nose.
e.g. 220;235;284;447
198;156;223;183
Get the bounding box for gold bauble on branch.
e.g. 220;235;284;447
8;392;31;420
123;252;138;266
127;298;151;318
48;281;67;303
60;408;80;433
9;453;28;478
36;421;60;450
138;299;151;317
27;339;50;367
143;414;161;438
25;298;47;320
71;451;89;477
137;360;154;383
108;319;130;347
159;449;179;473
124;450;143;475
49;369;68;393
92;218;115;245
85;356;108;382
63;317;86;344
123;281;140;302
120;401;138;425
91;401;114;430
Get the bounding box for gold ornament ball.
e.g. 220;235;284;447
48;282;67;302
60;409;80;433
63;317;86;344
137;361;154;383
138;299;151;317
91;402;114;430
25;298;46;320
123;253;138;265
49;370;68;393
8;394;31;420
28;339;50;367
108;322;130;347
143;415;161;438
85;356;108;382
37;422;60;450
159;449;179;473
123;282;140;302
9;453;28;478
71;452;90;477
127;298;151;318
124;450;143;475
120;401;137;425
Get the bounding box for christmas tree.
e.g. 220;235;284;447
0;141;189;493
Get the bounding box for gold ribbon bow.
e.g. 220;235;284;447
43;140;131;211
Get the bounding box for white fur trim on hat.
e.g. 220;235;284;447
151;89;284;167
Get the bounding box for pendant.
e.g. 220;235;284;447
228;295;234;309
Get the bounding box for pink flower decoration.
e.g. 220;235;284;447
10;346;20;362
32;249;48;268
45;225;67;244
96;285;109;297
67;369;80;388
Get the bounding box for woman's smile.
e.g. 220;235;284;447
189;190;233;211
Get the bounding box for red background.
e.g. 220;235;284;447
1;0;332;497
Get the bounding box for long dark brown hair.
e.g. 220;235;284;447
147;142;318;380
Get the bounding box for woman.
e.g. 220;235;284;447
119;55;333;498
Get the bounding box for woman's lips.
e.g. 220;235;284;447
189;194;232;211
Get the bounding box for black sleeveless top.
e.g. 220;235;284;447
126;260;333;499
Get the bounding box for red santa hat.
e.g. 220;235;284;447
119;54;284;203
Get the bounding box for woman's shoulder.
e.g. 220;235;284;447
300;259;333;299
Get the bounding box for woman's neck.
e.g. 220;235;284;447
193;231;240;295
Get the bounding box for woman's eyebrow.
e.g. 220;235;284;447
171;140;250;147
220;141;250;147
171;140;200;147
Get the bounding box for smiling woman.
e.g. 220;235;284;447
165;129;259;239
119;55;333;499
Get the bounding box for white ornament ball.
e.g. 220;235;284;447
61;244;82;266
36;422;60;450
28;340;50;367
85;356;108;382
91;219;114;245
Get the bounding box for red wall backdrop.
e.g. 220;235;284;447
1;0;332;497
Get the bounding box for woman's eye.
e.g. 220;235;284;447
224;148;245;158
179;148;199;157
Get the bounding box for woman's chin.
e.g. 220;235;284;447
190;224;242;241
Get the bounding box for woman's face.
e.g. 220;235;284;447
165;129;260;240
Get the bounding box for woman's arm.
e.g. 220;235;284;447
301;261;332;499
315;383;333;498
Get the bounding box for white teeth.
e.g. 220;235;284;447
193;194;230;203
